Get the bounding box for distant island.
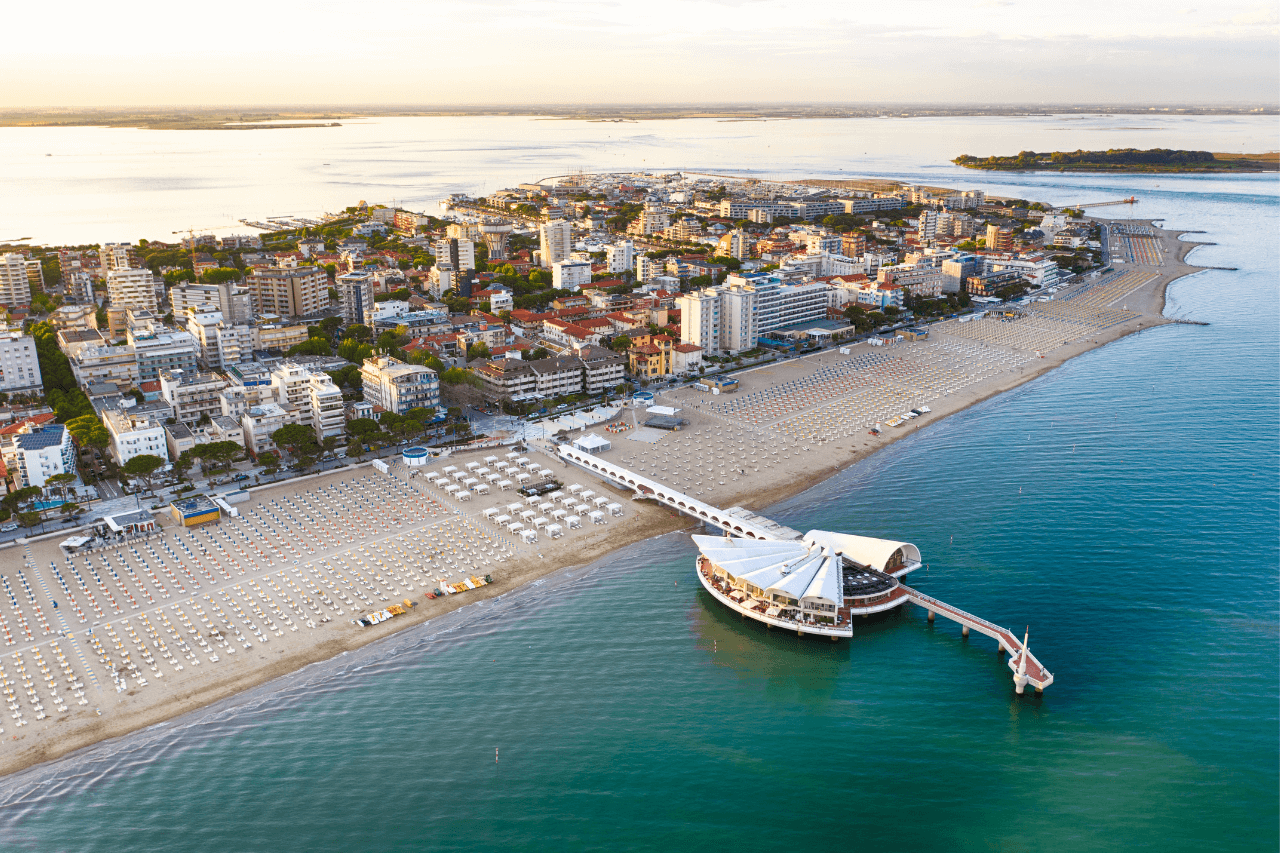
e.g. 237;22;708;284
954;148;1279;173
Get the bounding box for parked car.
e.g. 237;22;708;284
1;523;18;532
233;474;250;482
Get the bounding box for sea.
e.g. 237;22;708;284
0;115;1275;852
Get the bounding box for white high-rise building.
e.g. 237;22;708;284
917;209;938;242
552;260;592;293
539;220;573;268
635;255;662;283
102;408;169;466
171;281;252;325
186;307;254;370
720;284;757;354
433;238;475;272
0;328;42;393
606;240;634;274
677;289;721;355
99;243;137;271
269;362;345;441
106;267;159;312
336;272;375;325
360;355;440;415
0;254;33;307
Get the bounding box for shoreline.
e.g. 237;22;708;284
0;218;1214;783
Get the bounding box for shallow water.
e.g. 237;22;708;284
0;124;1275;852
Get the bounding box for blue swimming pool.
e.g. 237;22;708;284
32;500;65;511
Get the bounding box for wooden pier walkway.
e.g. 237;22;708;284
902;586;1053;693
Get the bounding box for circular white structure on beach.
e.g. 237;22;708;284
402;446;431;466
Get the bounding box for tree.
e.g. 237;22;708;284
198;267;242;285
258;451;280;476
466;342;490;361
44;472;77;504
338;338;373;363
346;418;381;439
271;424;320;457
531;347;550;361
319;315;344;336
610;334;632;352
18;511;42;530
346;438;366;460
66;414;110;451
121;454;165;494
287;337;333;357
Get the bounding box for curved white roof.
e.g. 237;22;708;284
693;536;844;606
803;530;921;573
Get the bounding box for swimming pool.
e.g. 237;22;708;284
32;500;65;511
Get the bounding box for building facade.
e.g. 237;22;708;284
0;328;42;393
359;355;440;415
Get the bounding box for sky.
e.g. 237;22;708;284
2;0;1277;108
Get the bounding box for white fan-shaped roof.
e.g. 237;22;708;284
801;548;843;605
803;530;921;573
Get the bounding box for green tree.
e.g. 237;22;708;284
66;414;110;450
121;454;165;494
257;450;280;475
271;424;319;457
287;337;333;357
346;418;381;439
198;267;242;285
609;334;632;352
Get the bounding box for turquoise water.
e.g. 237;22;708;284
31;500;65;512
0;164;1275;851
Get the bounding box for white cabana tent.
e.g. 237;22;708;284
565;515;581;529
572;433;611;454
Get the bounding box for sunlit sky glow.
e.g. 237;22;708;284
3;0;1277;107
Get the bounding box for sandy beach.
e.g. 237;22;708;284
0;219;1211;779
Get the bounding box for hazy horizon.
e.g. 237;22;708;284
3;0;1276;108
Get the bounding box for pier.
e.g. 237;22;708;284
1076;197;1139;208
557;444;1053;694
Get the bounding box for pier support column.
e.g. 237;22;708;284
927;610;935;623
962;625;969;638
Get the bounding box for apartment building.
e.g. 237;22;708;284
360;355;439;415
677;289;721;354
170;281;252;325
160;370;228;426
269;362;345;440
241;403;297;456
605;240;634;273
126;315;199;382
434;238;476;272
106;267;160;312
0;254;34;307
635;255;662;283
245;264;327;317
576;345;625;393
8;424;76;488
71;344;141;387
50;304;98;332
102;407;169;466
187;308;254;370
0;328;42;393
99;243;139;271
878;266;944;299
337;272;375;325
552;260;592;293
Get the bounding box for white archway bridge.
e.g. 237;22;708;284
555;444;1053;694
